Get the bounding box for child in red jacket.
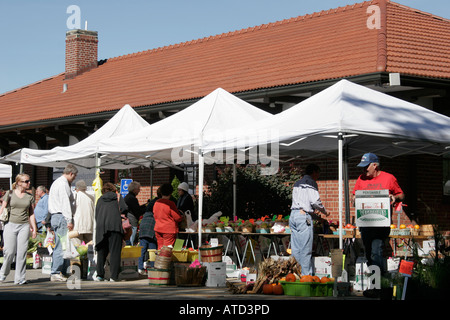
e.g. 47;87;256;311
153;183;184;249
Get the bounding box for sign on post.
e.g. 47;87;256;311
355;190;391;227
120;179;133;197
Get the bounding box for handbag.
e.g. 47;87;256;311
121;215;132;240
117;193;132;240
0;190;12;223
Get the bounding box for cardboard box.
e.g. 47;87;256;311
41;255;52;275
120;257;138;272
355;190;391;227
313;256;332;278
203;262;226;287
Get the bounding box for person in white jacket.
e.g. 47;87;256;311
74;180;95;244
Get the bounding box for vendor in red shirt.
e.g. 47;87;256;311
352;153;404;297
153;183;184;249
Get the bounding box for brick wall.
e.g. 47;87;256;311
9;153;449;230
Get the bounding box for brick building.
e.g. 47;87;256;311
0;0;449;228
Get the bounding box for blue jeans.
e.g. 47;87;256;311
139;237;157;270
289;210;313;276
128;226;138;246
50;214;70;275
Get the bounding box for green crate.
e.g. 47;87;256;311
279;281;317;297
280;281;334;297
316;282;334;297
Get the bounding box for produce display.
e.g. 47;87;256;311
390;224;421;236
227;256;301;294
202;215;291;234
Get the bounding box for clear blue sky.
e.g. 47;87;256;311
1;0;449;95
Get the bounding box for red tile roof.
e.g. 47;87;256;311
1;0;449;127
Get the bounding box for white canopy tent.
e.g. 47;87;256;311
0;163;12;189
98;88;273;249
1;104;156;170
203;79;450;249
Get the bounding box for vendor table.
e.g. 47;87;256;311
239;233;291;266
178;231;243;267
389;235;430;257
178;231;291;267
317;234;361;256
318;233;435;257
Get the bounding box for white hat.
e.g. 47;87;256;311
178;182;189;192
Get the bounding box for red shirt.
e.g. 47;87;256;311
153;198;183;234
353;171;403;196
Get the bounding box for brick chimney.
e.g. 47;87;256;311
65;29;98;79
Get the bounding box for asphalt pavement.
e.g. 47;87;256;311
0;267;368;301
0;268;380;319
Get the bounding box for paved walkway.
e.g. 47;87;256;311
0;268;368;301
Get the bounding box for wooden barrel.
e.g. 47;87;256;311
147;268;171;286
154;255;172;270
199;244;223;263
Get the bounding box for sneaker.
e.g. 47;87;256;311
0;275;6;283
50;274;67;282
94;276;104;282
109;278;118;282
16;280;29;285
138;269;147;275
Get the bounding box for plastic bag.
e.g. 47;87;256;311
44;231;56;248
63;235;80;259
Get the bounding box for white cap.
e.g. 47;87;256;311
178;182;189;192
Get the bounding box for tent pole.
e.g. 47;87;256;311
198;149;204;259
95;153;101;176
233;162;237;220
338;133;343;250
344;142;350;224
150;160;154;199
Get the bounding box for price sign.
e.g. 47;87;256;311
399;260;414;277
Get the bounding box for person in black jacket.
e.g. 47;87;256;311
124;181;147;245
94;182;128;282
176;182;195;222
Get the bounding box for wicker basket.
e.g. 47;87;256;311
154;255;172;269
174;264;206;286
147;268;171;286
199;244;223;262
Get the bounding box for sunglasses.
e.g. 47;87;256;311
21;180;30;183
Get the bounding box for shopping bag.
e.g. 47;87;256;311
44;231;56;248
122;215;132;241
0;191;12;223
63;235;80;259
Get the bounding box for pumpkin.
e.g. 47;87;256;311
262;283;273;295
320;276;330;283
285;273;296;282
312;276;321;282
300;275;313;282
272;283;284;295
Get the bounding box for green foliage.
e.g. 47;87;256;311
203;165;301;220
171;175;180;200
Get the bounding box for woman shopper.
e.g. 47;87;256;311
73;180;95;244
0;174;37;284
94;182;128;281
